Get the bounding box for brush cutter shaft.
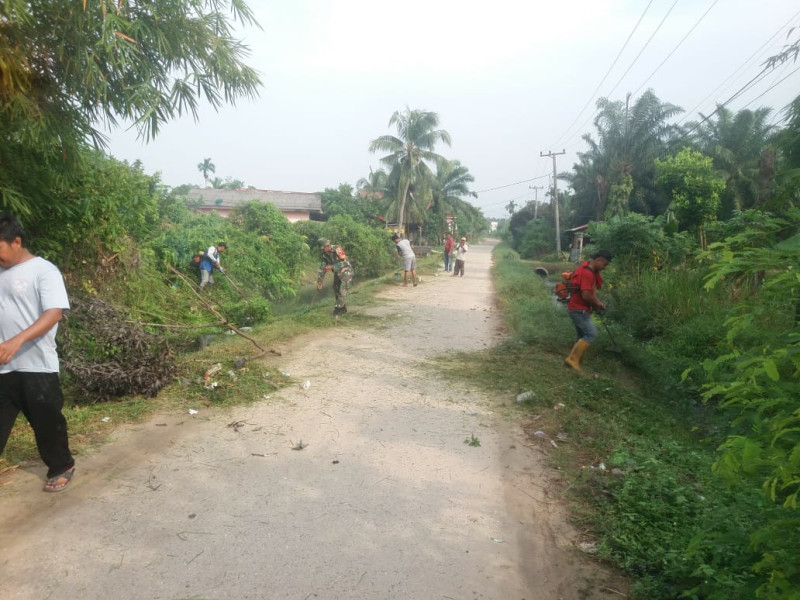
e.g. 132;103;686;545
598;316;622;351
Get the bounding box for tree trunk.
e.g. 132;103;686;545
398;179;411;235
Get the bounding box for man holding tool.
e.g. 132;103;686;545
317;239;354;317
564;249;612;371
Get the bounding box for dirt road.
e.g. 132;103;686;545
0;240;618;600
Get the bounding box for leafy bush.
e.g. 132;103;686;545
154;212;296;301
25;150;162;265
588;213;692;273
229;200;308;280
516;218;555;259
318;215;395;278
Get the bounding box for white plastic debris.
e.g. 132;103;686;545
578;542;598;554
101;417;111;423
188;409;199;415
533;430;546;439
554;402;566;410
516;391;535;403
301;380;311;390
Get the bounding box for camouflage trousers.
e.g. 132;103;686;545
333;266;354;308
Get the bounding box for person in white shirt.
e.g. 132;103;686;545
453;237;468;276
199;241;227;289
391;234;419;287
0;214;75;492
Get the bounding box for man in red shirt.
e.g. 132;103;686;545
565;250;612;370
443;233;454;272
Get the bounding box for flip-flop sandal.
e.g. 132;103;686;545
43;467;75;493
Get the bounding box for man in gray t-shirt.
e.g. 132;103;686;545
0;214;75;492
391;234;419;287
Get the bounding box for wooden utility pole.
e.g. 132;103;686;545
529;185;544;219
540;150;566;253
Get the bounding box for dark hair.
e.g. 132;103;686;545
218;241;227;248
0;214;27;247
592;249;613;262
391;234;400;241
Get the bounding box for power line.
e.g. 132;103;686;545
631;0;719;97
549;0;655;149
676;8;800;126
740;63;800;110
605;0;678;100
554;0;680;154
474;174;548;194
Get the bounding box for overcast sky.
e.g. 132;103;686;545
106;0;800;219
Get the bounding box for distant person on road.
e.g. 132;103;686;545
453;237;468;276
199;241;226;289
391;234;418;287
0;214;76;492
317;239;354;316
564;249;612;371
443;233;454;272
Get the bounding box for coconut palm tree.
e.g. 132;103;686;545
356;167;389;203
427;159;477;241
197;158;215;187
368;108;451;234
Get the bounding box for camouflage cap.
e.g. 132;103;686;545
319;238;331;248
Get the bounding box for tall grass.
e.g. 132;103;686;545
437;242;780;599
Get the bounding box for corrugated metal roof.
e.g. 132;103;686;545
187;188;323;212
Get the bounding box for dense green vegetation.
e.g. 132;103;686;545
445;242;796;599
2;1;799;596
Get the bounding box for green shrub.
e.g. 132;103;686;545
517;218;555;258
229;201;308;280
319;215;394;278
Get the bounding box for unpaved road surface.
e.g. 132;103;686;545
0;240;621;600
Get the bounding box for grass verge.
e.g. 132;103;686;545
1;249;445;471
436;242;769;600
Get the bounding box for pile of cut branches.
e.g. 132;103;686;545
60;295;176;402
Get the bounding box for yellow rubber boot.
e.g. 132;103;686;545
564;339;591;371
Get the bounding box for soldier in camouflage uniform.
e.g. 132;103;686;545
317;239;354;316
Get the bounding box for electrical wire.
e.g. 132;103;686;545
605;0;679;100
549;0;655;149
631;0;718;97
675;8;800;126
473;174;548;194
554;0;680;154
740;63;800;110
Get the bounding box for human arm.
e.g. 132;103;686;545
317;262;329;289
0;308;63;365
580;289;605;312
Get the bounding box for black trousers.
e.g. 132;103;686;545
0;372;74;478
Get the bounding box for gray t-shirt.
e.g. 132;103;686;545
0;256;70;373
395;238;415;258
